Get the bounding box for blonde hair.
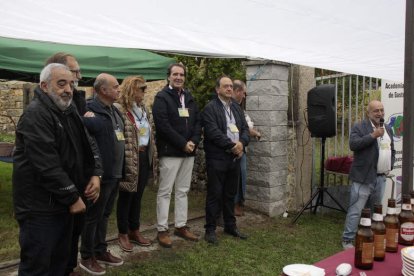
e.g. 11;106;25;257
118;75;147;109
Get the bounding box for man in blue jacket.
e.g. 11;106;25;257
202;76;250;245
342;100;395;249
13;63;102;276
152;63;202;248
80;73;125;274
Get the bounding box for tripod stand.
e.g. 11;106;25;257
291;137;346;224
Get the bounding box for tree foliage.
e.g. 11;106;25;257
172;56;246;109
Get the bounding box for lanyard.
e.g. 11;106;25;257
178;92;185;108
132;107;146;124
222;104;232;121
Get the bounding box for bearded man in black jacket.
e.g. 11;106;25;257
13;63;102;276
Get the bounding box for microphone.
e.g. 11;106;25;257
379;118;384;128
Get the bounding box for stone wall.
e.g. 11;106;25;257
0;80;31;134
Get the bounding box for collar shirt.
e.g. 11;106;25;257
132;102;150;146
169;85;185;108
371;121;392;174
219;98;239;143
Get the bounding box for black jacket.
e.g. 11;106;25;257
83;98;124;180
202;97;250;160
13;87;102;220
152;86;201;157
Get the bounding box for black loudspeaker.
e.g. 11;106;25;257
307;84;336;138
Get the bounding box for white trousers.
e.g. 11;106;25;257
156;156;195;231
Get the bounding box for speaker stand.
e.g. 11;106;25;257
291;137;346;224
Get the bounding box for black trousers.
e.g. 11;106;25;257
81;178;119;259
18;212;73;276
117;150;150;234
66;212;85;275
205;158;240;232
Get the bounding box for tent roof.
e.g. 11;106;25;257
0;37;175;81
0;0;405;81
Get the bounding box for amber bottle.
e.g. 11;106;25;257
411;190;414;213
371;204;386;261
399;194;414;245
384;199;399;252
355;208;374;270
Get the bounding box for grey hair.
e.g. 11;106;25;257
233;80;246;91
93;76;109;93
39;63;70;84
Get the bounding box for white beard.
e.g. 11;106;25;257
48;92;73;111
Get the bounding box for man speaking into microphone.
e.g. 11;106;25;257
341;100;396;250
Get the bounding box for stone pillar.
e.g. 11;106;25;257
244;61;290;217
290;65;315;210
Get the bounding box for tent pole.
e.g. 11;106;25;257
402;0;414;194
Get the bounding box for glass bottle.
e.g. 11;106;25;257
384;199;399;252
355;208;374;270
398;194;414;245
371;204;386;261
410;190;414;214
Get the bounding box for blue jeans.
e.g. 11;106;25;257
235;153;246;204
18;213;73;276
342;175;386;241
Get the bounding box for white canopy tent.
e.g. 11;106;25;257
1;0;413;191
0;0;406;81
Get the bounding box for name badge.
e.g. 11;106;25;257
228;124;239;133
115;129;125;141
178;108;190;117
139;127;147;136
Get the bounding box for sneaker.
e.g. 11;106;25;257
79;257;106;275
342;240;354;250
96;251;124;266
174;226;199;241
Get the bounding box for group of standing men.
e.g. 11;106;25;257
12;56;255;275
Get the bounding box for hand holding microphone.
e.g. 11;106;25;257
379;118;384;128
372;118;385;138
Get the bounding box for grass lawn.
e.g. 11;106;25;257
113;212;345;276
0;147;346;275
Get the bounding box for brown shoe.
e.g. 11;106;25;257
234;203;244;216
118;233;133;252
128;229;151;246
79;257;105;275
157;231;172;248
96;251;123;266
174;226;199;241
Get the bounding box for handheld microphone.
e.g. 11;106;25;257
379;118;384;128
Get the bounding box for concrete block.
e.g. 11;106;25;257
247;155;287;172
245;199;287;217
247;141;287;157
248;110;287;127
246;64;289;81
258;95;288;111
247;80;289;97
246;170;288;188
